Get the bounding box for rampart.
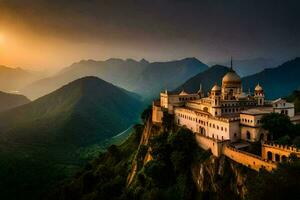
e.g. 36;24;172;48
262;142;300;161
223;145;277;172
195;133;230;157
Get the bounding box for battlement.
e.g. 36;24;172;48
263;142;300;153
224;145;277;171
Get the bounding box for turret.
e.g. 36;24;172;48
197;83;204;98
211;83;222;116
254;83;264;106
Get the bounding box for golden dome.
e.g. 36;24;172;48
255;83;263;91
211;84;221;91
222;70;241;83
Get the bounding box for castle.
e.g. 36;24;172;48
152;63;300;171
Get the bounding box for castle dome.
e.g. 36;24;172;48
211;84;221;91
222;69;241;84
255;83;263;91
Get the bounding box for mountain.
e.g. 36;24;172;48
20;57;208;100
242;57;300;99
135;57;208;98
0;65;43;92
0;76;142;199
174;65;230;94
0;91;30;112
209;57;280;77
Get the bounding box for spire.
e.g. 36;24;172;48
197;83;203;96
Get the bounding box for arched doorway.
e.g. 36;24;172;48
267;151;273;160
246;131;251;140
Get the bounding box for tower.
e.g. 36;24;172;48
211;83;221;116
254;83;265;106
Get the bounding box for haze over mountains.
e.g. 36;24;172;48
0;65;44;92
20;58;208;100
0;77;142;199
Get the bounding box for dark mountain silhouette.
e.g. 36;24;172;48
136;57;208;98
0;76;142;199
209;57;280;77
242;57;300;99
174;65;230;94
0;91;30;112
20;57;208;100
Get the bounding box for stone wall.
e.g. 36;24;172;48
195;133;229;157
261;142;300;162
223;145;277;172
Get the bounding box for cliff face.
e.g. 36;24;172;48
192;155;251;199
127;120;254;199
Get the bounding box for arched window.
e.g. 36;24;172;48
267;151;273;160
275;154;280;162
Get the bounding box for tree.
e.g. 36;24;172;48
261;113;293;140
141;106;152;123
162;112;174;132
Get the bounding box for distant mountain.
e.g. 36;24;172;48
0;91;30;112
174;65;230;94
0;76;142;199
135;57;208;98
20;57;208;100
242;57;300;99
209;57;280;77
0;65;43;92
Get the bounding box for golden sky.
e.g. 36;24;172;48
0;0;299;71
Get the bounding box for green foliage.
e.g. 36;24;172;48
286;90;300;112
162;112;174;132
128;127;208;200
261;113;293;139
141;105;152;123
48;124;144;200
0;77;142;200
246;158;300;200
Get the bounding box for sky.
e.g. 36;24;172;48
0;0;299;71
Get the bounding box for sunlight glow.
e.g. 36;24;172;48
0;33;5;45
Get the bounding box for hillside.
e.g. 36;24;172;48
0;76;142;199
0;91;30;112
20;58;208;100
0;65;42;92
242;57;300;99
174;65;230;93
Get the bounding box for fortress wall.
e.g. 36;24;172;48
223;146;277;172
195;133;229;157
261;143;300;161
